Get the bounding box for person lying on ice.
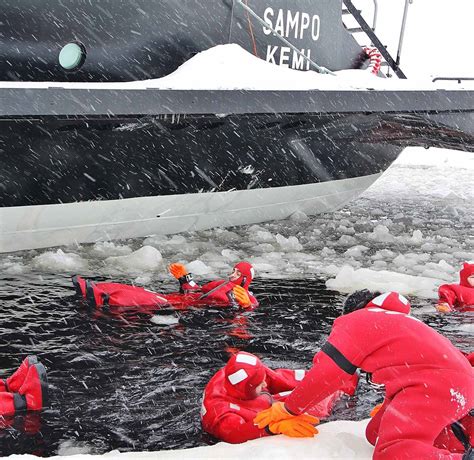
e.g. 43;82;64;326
72;261;258;310
437;262;474;313
200;351;358;444
0;356;49;418
254;290;474;459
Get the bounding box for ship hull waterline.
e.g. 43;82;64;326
0;173;381;253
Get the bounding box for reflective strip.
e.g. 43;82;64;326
279;391;292;397
367;308;384;313
294;369;305;381
189;281;197;287
398;294;409;305
385;311;403;315
250;267;255;279
228;369;248;385
229;403;241;411
236;354;257;366
371;293;391;306
200;402;207;417
322;342;357;375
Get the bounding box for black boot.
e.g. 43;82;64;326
463;448;473;460
71;275;86;297
85;280;97;308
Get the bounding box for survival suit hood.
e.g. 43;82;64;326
343;290;411;315
366;291;411;314
459;262;474;287
224;352;266;400
232;262;254;289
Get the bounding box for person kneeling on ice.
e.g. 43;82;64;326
254;290;474;459
72;261;258;310
0;356;49;418
200;351;358;444
437;262;474;313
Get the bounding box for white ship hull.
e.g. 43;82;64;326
0;173;380;253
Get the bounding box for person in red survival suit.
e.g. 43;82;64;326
0;356;49;418
167;261;258;309
71;261;258;310
254;290;474;460
201;351;358;444
437;262;474;313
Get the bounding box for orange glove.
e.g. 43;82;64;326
436;303;451;313
370;403;383;418
169;263;188;279
269;414;319;438
254;402;293;428
232;285;251;308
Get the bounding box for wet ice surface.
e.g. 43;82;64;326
0;148;473;456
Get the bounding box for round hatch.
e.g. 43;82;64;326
59;42;86;71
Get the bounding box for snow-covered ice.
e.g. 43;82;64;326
150;315;180;326
8;419;373;460
103;246;163;274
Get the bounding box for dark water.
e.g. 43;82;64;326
0;275;471;456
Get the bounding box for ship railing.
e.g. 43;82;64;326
342;0;409;79
432;77;474;84
342;0;378;33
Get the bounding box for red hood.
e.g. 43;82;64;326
366;291;411;314
459;262;474;288
224;352;266;400
232;262;254;289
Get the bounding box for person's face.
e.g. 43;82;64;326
254;379;267;395
229;268;242;282
467;275;474;287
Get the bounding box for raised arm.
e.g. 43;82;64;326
168;263;201;293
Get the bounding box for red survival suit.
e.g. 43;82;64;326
201;351;357;444
0;356;48;419
280;292;474;459
438;263;474;312
72;262;258;310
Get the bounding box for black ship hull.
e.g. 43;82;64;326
1;0;473;252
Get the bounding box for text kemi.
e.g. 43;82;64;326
263;8;320;70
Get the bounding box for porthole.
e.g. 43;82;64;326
59;42;86;71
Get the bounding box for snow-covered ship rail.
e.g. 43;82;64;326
0;0;473;253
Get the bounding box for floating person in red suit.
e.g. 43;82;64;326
0;356;49;418
201;351;358;444
254;290;474;459
72;261;258;310
437;262;474;313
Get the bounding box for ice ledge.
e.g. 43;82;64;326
9;419;372;459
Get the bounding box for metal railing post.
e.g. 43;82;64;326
395;0;413;68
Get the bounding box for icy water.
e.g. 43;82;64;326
0;276;471;457
0;149;473;456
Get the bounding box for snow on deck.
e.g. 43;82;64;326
1;44;470;92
